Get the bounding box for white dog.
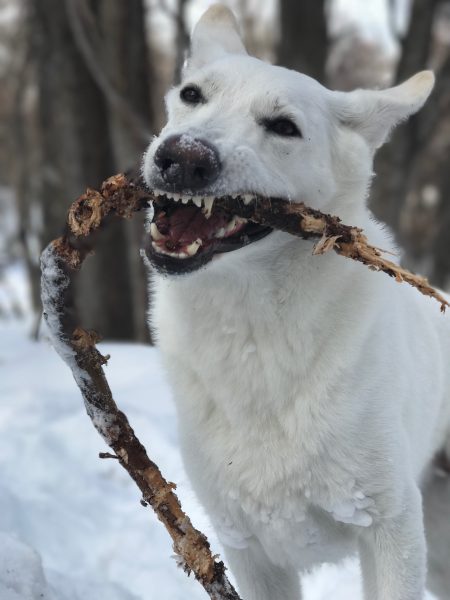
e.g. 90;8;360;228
142;5;450;599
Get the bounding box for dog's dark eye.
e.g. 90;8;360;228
180;86;204;105
263;117;301;138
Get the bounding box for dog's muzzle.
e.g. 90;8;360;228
145;134;273;275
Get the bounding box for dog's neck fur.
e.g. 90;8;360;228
153;183;387;401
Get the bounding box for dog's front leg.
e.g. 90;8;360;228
223;541;301;600
358;483;426;600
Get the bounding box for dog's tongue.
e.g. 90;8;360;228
156;205;229;245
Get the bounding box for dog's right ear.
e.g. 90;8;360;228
183;4;247;75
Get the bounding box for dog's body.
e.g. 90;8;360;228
143;6;450;599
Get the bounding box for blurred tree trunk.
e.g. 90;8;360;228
9;24;42;325
98;0;155;342
370;0;450;293
276;0;327;82
426;52;450;287
173;0;189;84
370;0;440;234
29;0;156;341
371;0;438;234
30;0;136;340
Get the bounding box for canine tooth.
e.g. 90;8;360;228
193;196;202;208
150;222;165;241
203;196;214;218
185;238;202;256
215;227;226;238
243;194;254;205
225;218;237;233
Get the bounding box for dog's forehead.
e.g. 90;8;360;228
184;55;328;112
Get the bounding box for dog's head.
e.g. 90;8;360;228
143;4;434;276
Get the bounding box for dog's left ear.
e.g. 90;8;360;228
184;4;247;74
330;71;435;150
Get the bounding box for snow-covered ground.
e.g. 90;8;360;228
0;263;446;599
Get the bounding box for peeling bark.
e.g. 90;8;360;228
56;173;447;310
40;174;241;600
40;172;448;599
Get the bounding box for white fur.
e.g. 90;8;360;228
143;6;450;599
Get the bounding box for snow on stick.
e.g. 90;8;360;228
40;172;448;599
40;174;242;600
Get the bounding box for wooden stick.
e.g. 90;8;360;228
56;172;448;311
40;171;448;599
40;174;242;600
211;194;449;312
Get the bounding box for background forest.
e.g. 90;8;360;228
0;1;450;599
2;0;450;341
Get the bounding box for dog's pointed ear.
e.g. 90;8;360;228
184;4;247;74
330;71;435;150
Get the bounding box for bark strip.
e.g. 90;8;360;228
212;195;449;312
55;172;447;310
40;171;448;599
40;174;241;600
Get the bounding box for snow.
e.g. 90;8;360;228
0;263;441;599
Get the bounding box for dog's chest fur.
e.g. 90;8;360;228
151;240;410;566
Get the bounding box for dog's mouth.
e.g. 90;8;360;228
146;191;273;275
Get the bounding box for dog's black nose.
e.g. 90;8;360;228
154;134;221;191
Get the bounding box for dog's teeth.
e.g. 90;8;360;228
225;218;237;233
215;227;226;239
185;238;202;256
193;196;202;208
171;193;181;202
181;196;190;204
151;240;189;259
150;222;165;241
243;194;254;205
203;197;214;218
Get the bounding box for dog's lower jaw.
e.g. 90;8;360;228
151;224;447;600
